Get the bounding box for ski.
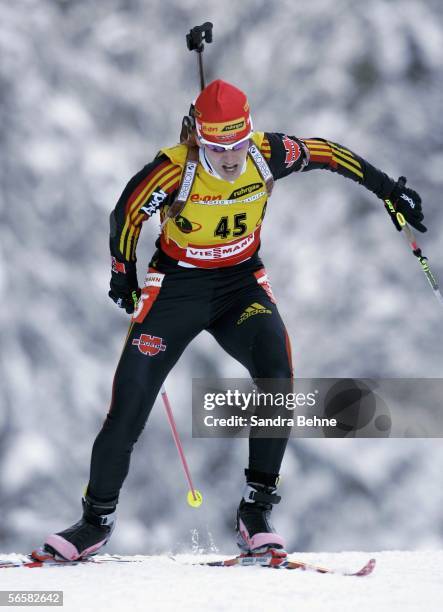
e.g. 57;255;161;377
193;549;376;576
1;549;376;576
0;549;144;569
284;557;375;576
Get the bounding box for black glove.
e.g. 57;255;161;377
388;176;427;233
109;257;141;314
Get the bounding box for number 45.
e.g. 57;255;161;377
214;213;247;239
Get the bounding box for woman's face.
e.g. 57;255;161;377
202;140;249;181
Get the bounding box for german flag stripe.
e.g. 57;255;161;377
304;145;332;155
130;226;141;260
132;173;181;227
122;162;172;234
332;155;363;178
331;148;357;165
308;150;332;159
120;219;131;257
333;154;362;175
260;135;271;160
306;143;330;151
120;167;181;253
331;142;355;155
307;142;333;161
306;142;330;148
124;224;135;261
310;155;335;164
306;140;360;166
304;139;363;179
330;145;360;167
120;218;139;262
119;161;181;259
304;139;327;146
129;166;181;222
124;160;170;215
130;167;181;226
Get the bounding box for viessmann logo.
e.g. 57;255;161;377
187;233;255;260
132;334;167;356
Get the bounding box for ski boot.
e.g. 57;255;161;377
44;495;117;561
236;471;285;553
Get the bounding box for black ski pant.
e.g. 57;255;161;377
87;252;293;503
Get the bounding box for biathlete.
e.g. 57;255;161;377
43;79;426;561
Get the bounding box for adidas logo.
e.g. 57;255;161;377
237;303;272;325
400;193;415;208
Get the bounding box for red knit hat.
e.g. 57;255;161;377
194;79;252;144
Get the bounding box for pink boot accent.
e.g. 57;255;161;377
45;534;107;561
45;535;80;561
248;532;285;550
238;518;285;551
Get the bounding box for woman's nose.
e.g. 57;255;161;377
222;150;237;163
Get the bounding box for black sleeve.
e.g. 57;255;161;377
263;132;310;180
109;153;181;264
264;132;396;199
300;137;396;199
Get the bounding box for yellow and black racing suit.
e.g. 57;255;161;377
87;132;396;501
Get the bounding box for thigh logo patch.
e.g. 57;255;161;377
132;334;167;356
237;303;272;325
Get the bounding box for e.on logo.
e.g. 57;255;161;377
191;194;222;202
132;334;167;356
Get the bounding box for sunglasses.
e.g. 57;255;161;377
199;136;251;153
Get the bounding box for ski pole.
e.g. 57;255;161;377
186;22;213;90
384;177;443;307
177;22;213;142
160;385;203;507
162;22;214;233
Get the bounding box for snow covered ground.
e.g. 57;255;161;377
1;551;442;612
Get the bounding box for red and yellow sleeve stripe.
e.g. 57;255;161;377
119;161;181;261
303;138;363;180
260;135;272;161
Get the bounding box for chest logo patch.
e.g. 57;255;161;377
191;193;222;202
174;215;202;234
282;136;301;168
229;183;262;199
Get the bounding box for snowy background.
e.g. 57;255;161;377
1;0;442;556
